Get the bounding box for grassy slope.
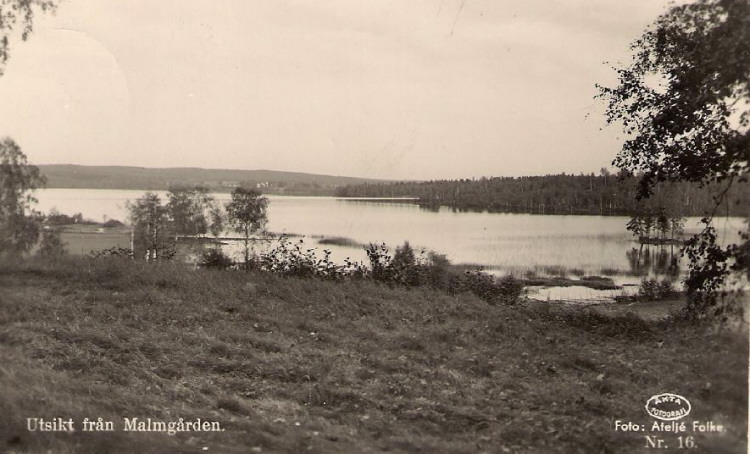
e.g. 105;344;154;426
37;165;381;191
0;257;746;454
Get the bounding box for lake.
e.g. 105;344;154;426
34;188;746;300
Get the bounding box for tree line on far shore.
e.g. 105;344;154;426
336;171;750;217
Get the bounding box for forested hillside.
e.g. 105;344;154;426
336;173;750;216
39;165;381;195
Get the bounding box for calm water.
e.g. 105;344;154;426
35;188;746;279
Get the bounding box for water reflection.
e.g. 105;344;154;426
626;245;680;278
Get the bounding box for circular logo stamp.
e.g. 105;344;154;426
645;393;691;421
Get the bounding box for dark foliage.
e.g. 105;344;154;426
626;209;684;244
127;193;176;262
36;229;66;257
166;186;222;237
599;0;750;197
448;271;523;305
0;0;56;75
89;247;134;259
198;248;234;270
101;219;124;228
254;237;523;305
260;236;366;280
599;0;750;320
366;241;524;304
0;138;45;256
638;278;677;301
336;173;749;217
225;187;268;268
365;242;427;286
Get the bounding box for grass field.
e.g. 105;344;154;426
0;257;746;453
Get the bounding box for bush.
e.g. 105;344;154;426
365;242;432;287
638;278;677;301
365;241;524;305
449;270;496;300
496;274;525;304
198;248;234;270
449;271;523;305
199;236;524;305
37;229;67;257
89;247;133;259
365;242;394;282
102;219;124;228
425;252;451;288
260;236;366;280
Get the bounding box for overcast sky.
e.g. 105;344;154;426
0;0;672;180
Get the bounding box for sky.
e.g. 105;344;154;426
0;0;673;180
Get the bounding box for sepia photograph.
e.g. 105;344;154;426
0;0;748;452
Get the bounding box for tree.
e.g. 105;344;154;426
208;204;224;238
392;241;423;286
37;228;66;257
1;1;56;256
165;186;223;238
0;137;45;256
225;187;268;267
127;192;175;261
0;0;56;75
599;0;750;319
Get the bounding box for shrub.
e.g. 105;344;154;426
198;248;234;270
260;236;366;280
365;242;393;282
390;242;428;287
365;242;434;287
449;270;496;300
102;219;124;228
424;252;451;288
208;236;524;305
89;247;133;259
261;237;319;278
365;241;523;305
638;278;677;301
496;275;524;304
657;279;675;298
448;271;522;305
37;229;67;257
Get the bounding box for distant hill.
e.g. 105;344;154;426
38;165;384;195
